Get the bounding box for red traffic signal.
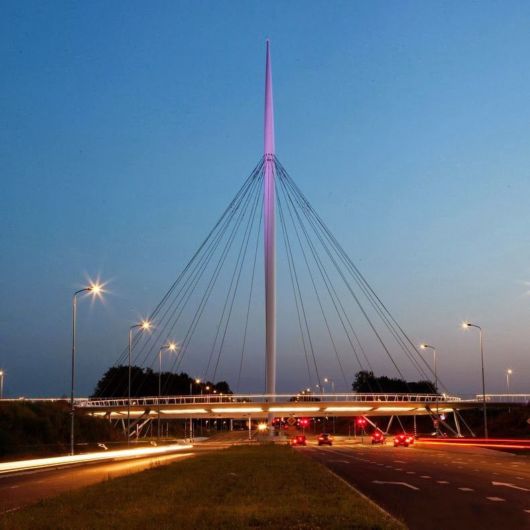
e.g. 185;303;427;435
356;417;367;427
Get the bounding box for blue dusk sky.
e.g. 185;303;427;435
2;1;530;397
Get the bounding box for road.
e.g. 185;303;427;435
0;450;194;515
302;442;530;529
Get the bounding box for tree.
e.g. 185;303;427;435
92;366;232;398
352;371;436;393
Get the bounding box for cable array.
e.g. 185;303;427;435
100;155;444;396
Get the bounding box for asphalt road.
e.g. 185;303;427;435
0;450;195;515
302;442;530;530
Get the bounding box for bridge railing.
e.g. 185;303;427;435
78;392;462;408
475;393;530;404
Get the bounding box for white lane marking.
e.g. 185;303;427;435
372;480;419;491
420;475;431;479
393;460;406;464
329;459;351;464
437;480;449;484
9;485;19;489
395;468;403;471
459;487;474;492
492;481;530;492
406;471;415;474
486;497;505;502
524;509;530;514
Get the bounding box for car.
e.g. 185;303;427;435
393;433;414;447
291;435;307;446
371;431;385;445
317;433;333;446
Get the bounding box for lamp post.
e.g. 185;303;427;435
420;344;439;434
128;320;151;445
188;378;201;440
324;378;335;433
0;370;4;399
463;322;488;438
158;341;177;440
506;369;512;393
71;282;103;456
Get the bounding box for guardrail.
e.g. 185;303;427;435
475;394;530;404
78;392;463;409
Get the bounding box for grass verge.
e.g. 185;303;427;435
1;445;403;529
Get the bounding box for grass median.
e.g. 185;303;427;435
1;444;403;529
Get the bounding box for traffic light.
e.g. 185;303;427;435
298;418;310;428
356;417;367;428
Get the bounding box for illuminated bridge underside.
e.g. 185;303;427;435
79;393;479;420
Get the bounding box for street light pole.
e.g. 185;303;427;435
158;342;177;440
420;344;439;435
506;369;512;393
0;370;4;399
71;282;103;456
463;322;488;438
324;378;335;433
128;320;151;445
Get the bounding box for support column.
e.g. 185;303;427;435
263;40;277;431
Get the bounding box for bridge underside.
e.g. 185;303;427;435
80;396;479;421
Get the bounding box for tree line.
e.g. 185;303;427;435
352;370;436;393
92;365;231;398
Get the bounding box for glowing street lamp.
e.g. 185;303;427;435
157;341;178;440
506;369;513;393
420;344;439;433
187;378;202;441
462;322;488;438
0;370;4;399
323;377;335;394
128;319;151;445
71;281;104;455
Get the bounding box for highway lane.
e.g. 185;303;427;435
0;451;195;515
302;443;530;530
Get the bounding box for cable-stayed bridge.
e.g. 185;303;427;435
70;42;523;440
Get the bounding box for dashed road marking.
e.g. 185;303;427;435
492;481;530;492
486;497;505;502
437;481;449;484
393;460;406;464
420;475;431;479
524;509;530;514
459;487;474;492
372;480;419;491
406;471;415;474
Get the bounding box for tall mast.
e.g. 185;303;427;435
264;40;276;403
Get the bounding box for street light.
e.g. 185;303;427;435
128;319;151;445
324;378;335;433
323;377;335;394
0;370;4;399
71;282;104;455
188;378;201;441
506;369;513;393
462;322;488;438
158;341;178;440
420;344;439;434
